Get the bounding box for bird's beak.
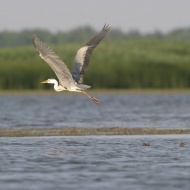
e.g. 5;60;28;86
41;80;48;84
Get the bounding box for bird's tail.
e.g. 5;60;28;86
77;84;91;90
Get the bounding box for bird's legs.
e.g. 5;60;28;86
81;91;100;104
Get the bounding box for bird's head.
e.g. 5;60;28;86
41;78;57;84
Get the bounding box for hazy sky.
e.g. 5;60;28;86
1;0;190;33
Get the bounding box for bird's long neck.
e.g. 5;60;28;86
52;79;66;92
53;80;60;91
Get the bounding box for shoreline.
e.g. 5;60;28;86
1;128;190;137
1;88;190;95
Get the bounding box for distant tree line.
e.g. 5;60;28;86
0;26;190;47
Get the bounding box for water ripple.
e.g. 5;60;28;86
1;93;190;129
0;135;190;190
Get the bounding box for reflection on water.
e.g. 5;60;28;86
0;93;190;129
0;135;190;190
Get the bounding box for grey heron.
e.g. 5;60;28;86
33;24;111;104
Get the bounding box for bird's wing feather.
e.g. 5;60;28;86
33;35;75;87
71;24;111;83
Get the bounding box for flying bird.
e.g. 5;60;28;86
33;24;111;104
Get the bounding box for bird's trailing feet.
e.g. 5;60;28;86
91;96;100;104
81;91;100;104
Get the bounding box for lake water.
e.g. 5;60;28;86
0;135;190;190
1;93;190;129
0;92;190;190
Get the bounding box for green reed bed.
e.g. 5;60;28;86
1;39;190;89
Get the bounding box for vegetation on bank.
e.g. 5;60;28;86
1;39;190;89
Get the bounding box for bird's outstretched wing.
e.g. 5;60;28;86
71;24;111;83
33;35;76;88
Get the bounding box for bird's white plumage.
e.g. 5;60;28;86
41;79;66;91
75;46;88;65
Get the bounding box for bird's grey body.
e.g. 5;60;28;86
33;24;110;104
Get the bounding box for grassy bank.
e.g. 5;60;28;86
1;39;190;89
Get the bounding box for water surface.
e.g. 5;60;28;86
0;93;190;129
1;93;190;189
0;135;189;190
